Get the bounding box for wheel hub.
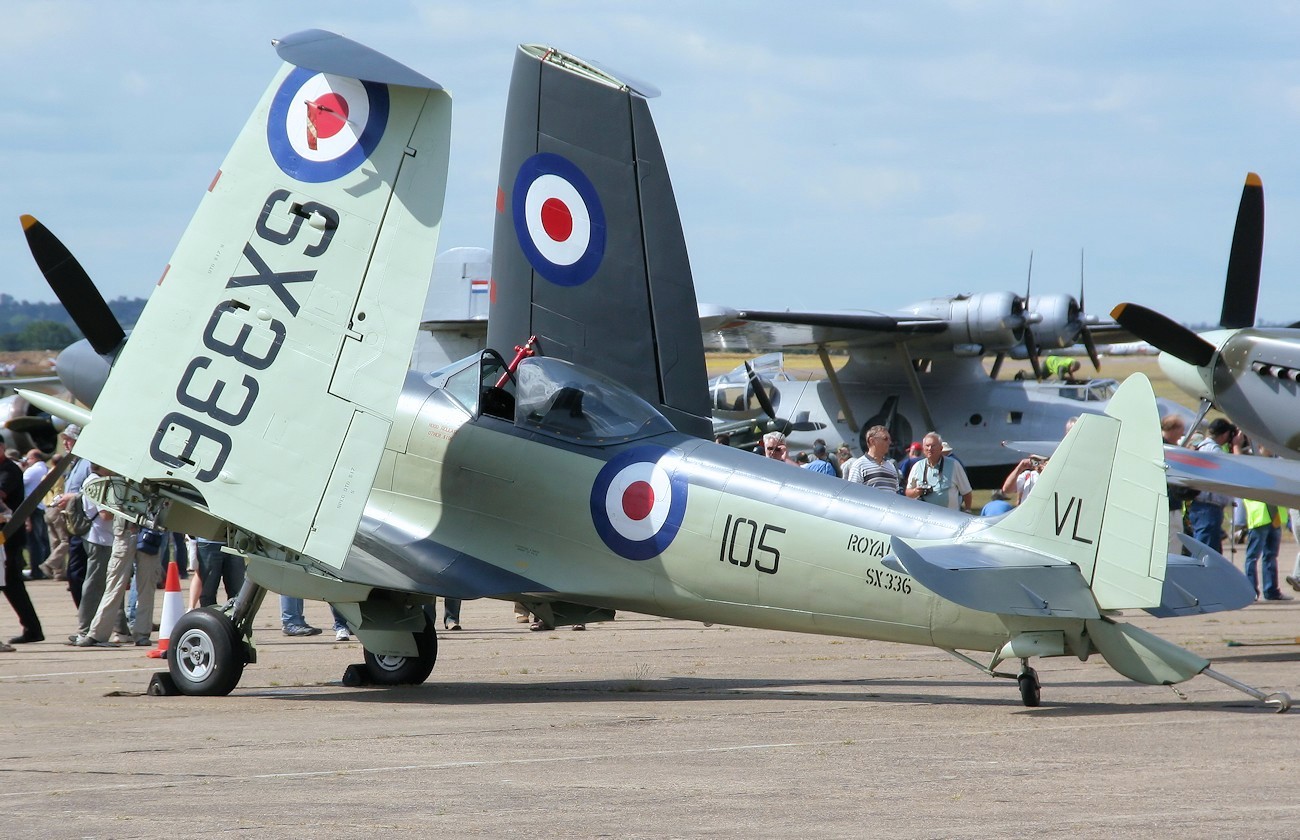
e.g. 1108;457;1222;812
176;630;216;681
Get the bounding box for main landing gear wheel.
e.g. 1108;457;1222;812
168;609;245;697
1017;666;1041;708
360;610;439;686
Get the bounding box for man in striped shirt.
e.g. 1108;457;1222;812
847;425;900;492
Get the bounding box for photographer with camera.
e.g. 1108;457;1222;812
1001;454;1047;506
904;432;972;512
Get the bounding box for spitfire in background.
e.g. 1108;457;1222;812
1114;173;1300;459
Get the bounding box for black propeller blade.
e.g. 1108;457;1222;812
1022;253;1043;379
1219;172;1264;330
1077;251;1101;372
20;215;126;355
743;361;778;421
1111;303;1216;368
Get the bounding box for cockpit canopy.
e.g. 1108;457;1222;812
513;356;676;444
426;352;677;445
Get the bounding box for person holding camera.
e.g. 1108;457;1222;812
1001;455;1047;505
904;433;972;512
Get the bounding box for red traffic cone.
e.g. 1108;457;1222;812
147;560;184;659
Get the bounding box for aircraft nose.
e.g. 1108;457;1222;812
56;339;113;407
1157;351;1213;403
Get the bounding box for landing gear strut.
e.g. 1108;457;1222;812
1017;661;1041;708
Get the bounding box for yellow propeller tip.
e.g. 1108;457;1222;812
1110;303;1127;318
19;214;36;230
1246;172;1262;187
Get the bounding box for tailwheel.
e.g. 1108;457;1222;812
168;608;246;696
361;608;438;686
1017;663;1041;708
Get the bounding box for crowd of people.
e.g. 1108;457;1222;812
731;411;1300;604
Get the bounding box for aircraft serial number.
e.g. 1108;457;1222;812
865;568;912;594
718;514;784;575
150;189;337;481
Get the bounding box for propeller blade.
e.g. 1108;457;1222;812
1080;325;1101;372
20;215;126;355
1021;251;1042;378
1;452;74;541
1219;172;1263;330
1022;326;1043;380
744;361;778;420
1111;303;1216;367
989;351;1005;380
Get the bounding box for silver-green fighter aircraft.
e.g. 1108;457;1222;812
20;32;1289;710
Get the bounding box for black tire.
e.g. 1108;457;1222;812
1018;668;1041;708
362;608;438;686
168;608;245;697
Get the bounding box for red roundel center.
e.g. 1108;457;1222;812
540;197;574;242
307;93;350;139
621;481;655;521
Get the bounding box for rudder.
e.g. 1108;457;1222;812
991;373;1168;609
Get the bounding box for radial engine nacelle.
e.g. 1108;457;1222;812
899;290;1026;353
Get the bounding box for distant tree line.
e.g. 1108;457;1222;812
0;294;146;350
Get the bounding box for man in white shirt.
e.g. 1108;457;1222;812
904;433;973;512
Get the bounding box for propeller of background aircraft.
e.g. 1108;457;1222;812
1019;254;1043;379
1108;172;1300;457
1112;173;1263;367
1076;253;1102;371
17;215;122;407
21;215;125;355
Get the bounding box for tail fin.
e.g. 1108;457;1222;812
486;45;712;438
993;373;1168;609
73;30;451;568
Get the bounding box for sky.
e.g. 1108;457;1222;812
4;1;1300;328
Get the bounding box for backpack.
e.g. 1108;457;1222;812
63;493;94;537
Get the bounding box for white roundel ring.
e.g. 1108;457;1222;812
512;153;606;287
590;447;687;561
267;66;389;183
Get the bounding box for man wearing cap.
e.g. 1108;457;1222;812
805;438;839;477
896;442;925;494
904;432;972;512
1189;418;1242;553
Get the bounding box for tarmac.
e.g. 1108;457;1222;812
2;576;1298;839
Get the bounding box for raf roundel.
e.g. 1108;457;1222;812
267;66;390;183
590;447;687;561
512;153;606;287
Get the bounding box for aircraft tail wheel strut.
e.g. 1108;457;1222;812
1201;667;1292;712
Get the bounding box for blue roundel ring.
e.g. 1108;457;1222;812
590;446;687;561
512;153;607;287
266;66;390;184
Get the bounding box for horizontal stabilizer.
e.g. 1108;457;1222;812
884;538;1100;618
1144;534;1258;617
